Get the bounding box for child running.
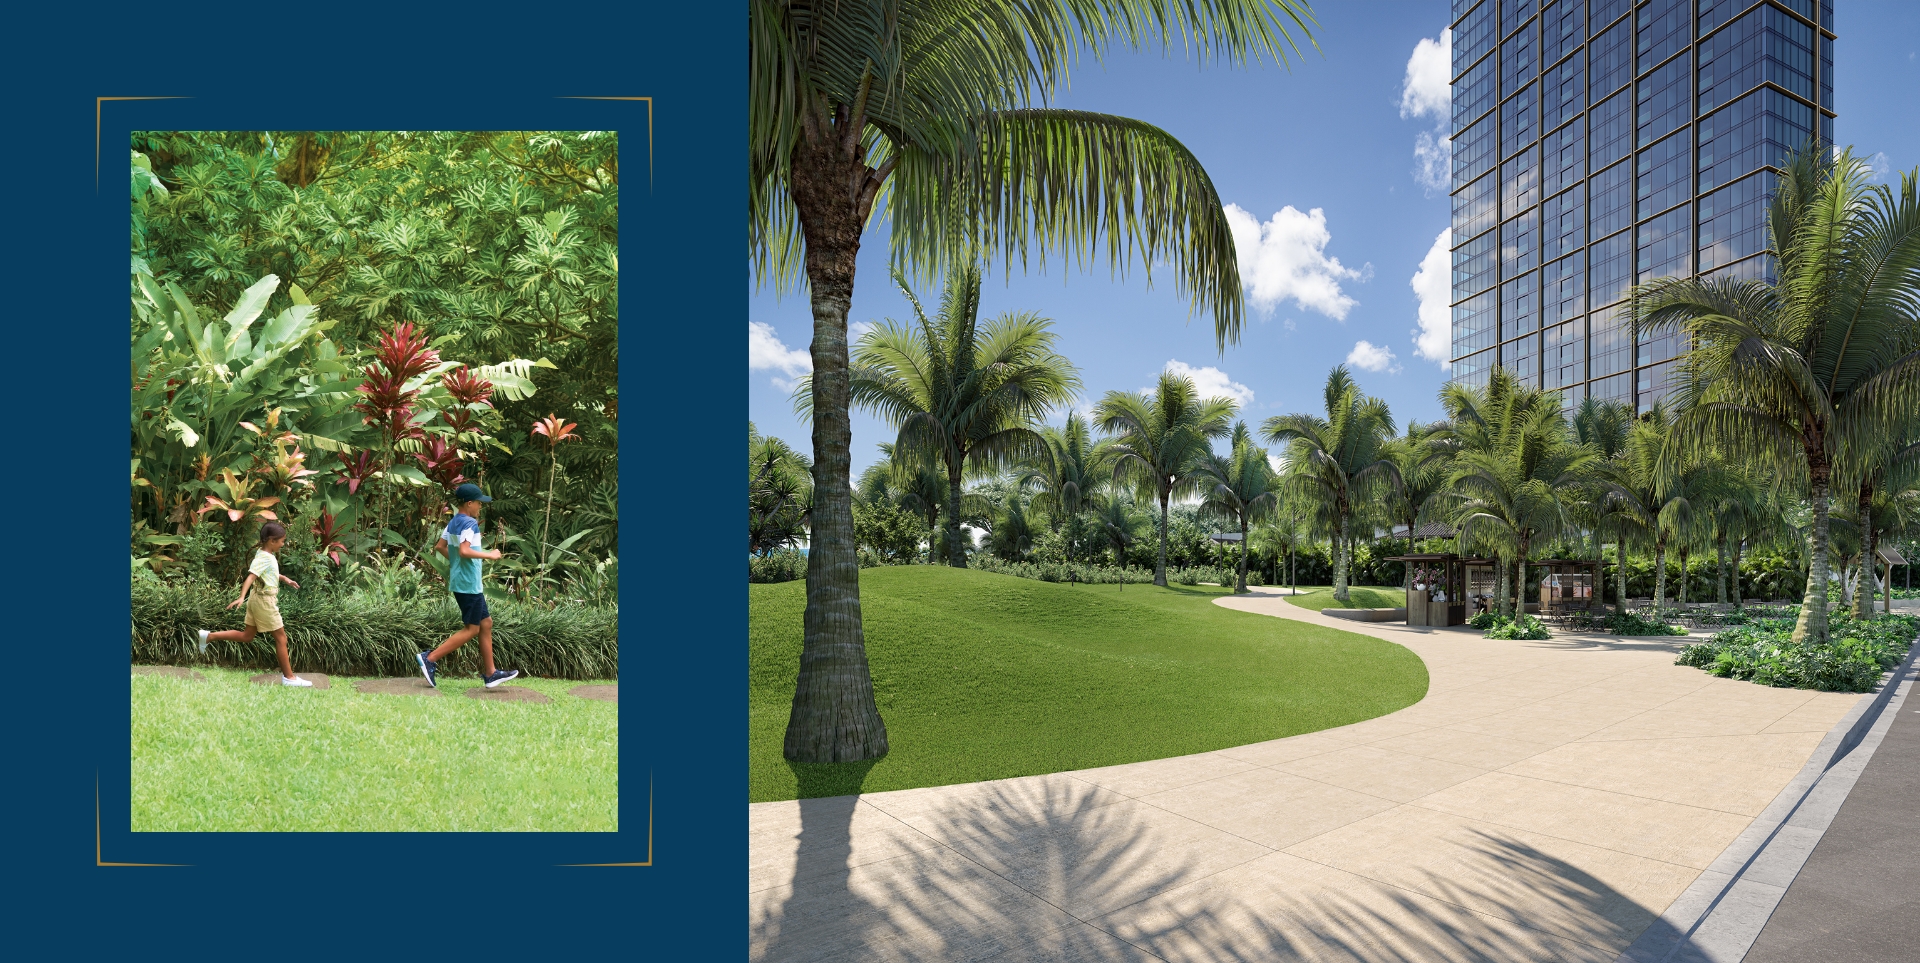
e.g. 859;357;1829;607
416;482;519;689
198;521;312;686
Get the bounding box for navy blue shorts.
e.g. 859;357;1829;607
454;592;490;626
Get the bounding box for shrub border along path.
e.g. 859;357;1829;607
750;587;1874;962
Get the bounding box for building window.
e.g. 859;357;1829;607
1589;158;1633;239
1699;172;1771;272
1592;372;1631;404
1502;0;1538;40
1703;253;1775;284
1543;51;1585;132
1699;88;1813;193
1452;169;1499;241
1638;203;1693;282
1453;111;1499;191
1636;0;1692;70
1637;51;1692;143
1453;227;1499;297
1455;48;1498;132
1453;347;1496;388
1543;0;1586;67
1502;80;1540;158
1637;128;1691;220
1542;111;1586;196
1589;14;1633;101
1544;319;1585;391
1543;249;1586;323
1589;88;1634;172
1637;360;1679;412
1698;4;1815;115
1502;145;1541;214
1821;34;1833;108
1590;304;1632;378
1589;228;1634;308
1543;184;1585;262
1502;16;1540;98
1502;210;1540;278
1502;269;1540;338
1451;288;1498;357
1503;335;1540;386
1454;0;1496;78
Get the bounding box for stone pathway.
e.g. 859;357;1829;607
571;684;618;702
749;588;1864;962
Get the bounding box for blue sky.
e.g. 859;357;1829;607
750;0;1920;479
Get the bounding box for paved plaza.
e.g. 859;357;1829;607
749;590;1896;962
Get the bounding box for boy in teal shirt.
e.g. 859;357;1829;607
417;483;519;688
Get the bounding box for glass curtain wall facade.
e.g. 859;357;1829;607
1448;0;1835;411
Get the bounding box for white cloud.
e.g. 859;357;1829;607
1347;340;1401;374
1399;29;1452;120
1223;204;1362;320
1410;228;1452;366
1401;28;1454;195
849;319;877;341
749;321;811;390
1161;360;1255;409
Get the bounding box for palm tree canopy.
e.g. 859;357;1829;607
1020;410;1103;521
1262;365;1399;515
749;0;1319;346
1094;371;1237;498
1194;424;1278;528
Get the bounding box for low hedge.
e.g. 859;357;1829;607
1470;612;1552;640
1675;614;1917;692
132;580;618;680
1567;611;1689;636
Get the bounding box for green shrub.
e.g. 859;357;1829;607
132;579;618;680
1675;613;1917;692
970;557;1157;584
1473;613;1551;640
749;551;806;583
1568;611;1689;636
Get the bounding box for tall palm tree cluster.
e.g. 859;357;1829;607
749;0;1917;768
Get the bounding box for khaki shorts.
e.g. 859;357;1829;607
246;592;284;632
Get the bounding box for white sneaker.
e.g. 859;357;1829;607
281;676;314;687
197;629;211;653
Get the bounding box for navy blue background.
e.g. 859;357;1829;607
11;5;740;954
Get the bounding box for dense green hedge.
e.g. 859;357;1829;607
1675;614;1917;692
132;580;618;680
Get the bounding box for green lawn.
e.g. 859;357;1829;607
1280;585;1407;610
132;668;618;831
750;567;1429;802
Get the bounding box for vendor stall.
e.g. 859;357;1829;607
1387;553;1496;627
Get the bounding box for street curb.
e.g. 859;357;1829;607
1613;634;1920;963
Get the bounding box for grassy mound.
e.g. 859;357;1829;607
133;667;617;831
750;567;1429;802
1280;585;1407;610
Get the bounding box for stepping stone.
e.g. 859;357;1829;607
465;686;550;704
250;672;331;689
354;677;441;696
132;666;204;680
570;684;618;702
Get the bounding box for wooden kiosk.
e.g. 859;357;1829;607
1389;553;1497;627
1534;559;1603;616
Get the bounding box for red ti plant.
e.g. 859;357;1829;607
335;450;376;494
531;414;580;561
415;436;466;488
312;511;349;566
354;322;440;442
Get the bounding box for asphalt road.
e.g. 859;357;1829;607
1744;671;1919;963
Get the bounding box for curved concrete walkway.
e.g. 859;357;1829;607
749;588;1862;962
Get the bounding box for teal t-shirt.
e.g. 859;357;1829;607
445;513;484;595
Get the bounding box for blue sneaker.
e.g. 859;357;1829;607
416;652;438;688
482;669;520;688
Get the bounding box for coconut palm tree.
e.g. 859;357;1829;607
749;423;813;556
1573;397;1635;611
1631;150;1920;644
834;266;1080;570
1094;372;1237;587
1193;423;1278;593
1381;420;1455;601
1265;366;1398;604
752;0;1317;763
1600;403;1735;613
1092;494;1151;589
1843;437;1920;615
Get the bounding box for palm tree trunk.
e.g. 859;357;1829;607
1795;453;1832;646
1516;537;1529;620
946;464;967;569
1852;483;1874;618
1616;537;1628;616
1155;486;1170;587
1237;515;1250;592
1496;557;1510;619
1716;533;1728;604
1678;545;1690;605
782;134;889;763
1732;539;1744;608
1332;515;1351;603
1654;537;1668;612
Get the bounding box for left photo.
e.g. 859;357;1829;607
128;130;620;831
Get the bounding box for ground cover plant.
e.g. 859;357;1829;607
132;667;617;831
1282;585;1406;610
1475;613;1552;641
1675;613;1919;692
748;567;1428;802
1567;611;1690;636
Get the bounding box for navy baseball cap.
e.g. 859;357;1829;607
453;482;493;503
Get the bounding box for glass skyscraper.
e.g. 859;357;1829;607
1447;0;1834;410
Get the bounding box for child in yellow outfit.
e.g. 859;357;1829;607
199;521;312;686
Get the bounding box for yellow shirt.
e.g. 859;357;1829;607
249;550;280;597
